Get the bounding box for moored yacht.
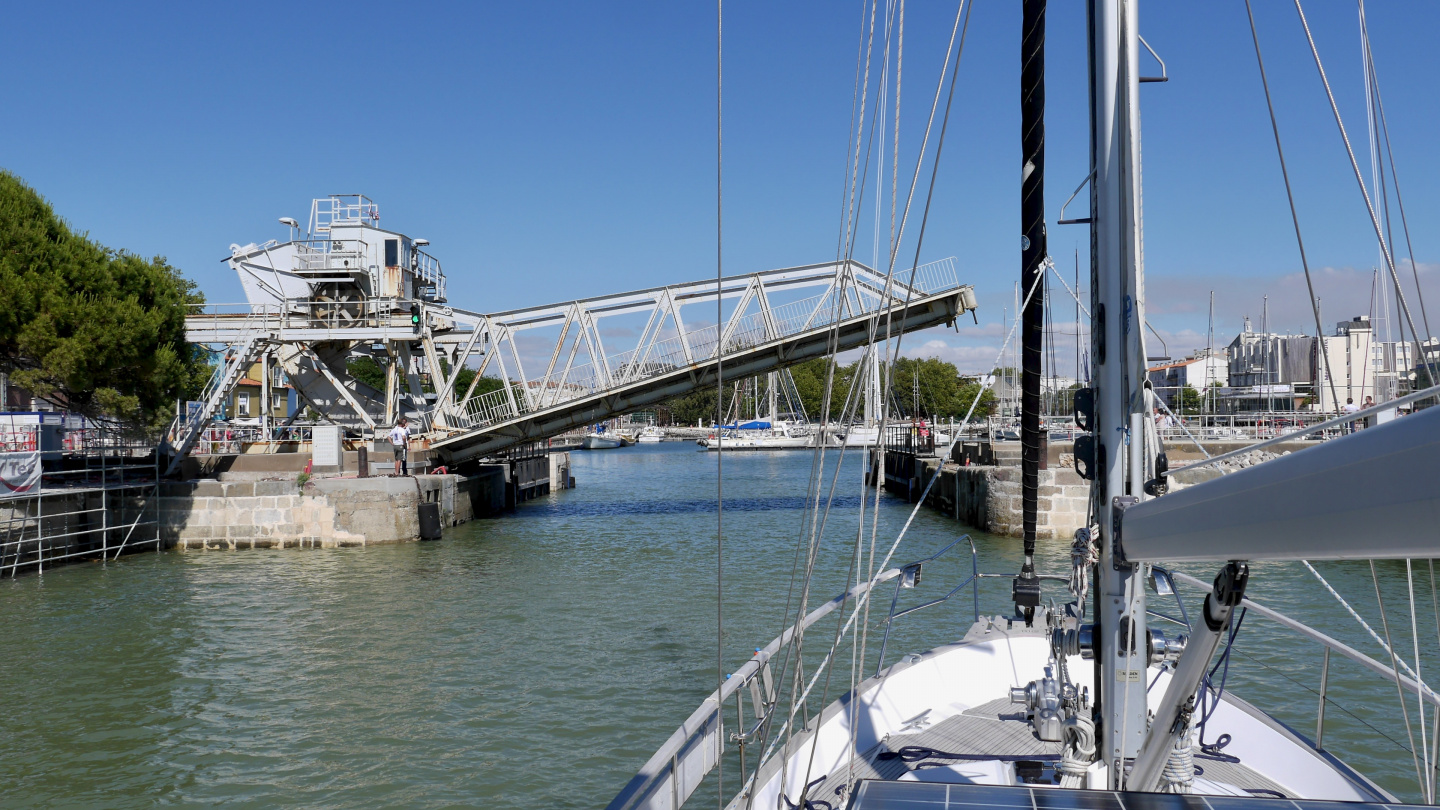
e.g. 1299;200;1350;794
701;419;812;451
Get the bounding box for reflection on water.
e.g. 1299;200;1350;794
512;494;865;518
0;442;1429;806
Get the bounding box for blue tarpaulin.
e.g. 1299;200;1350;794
711;421;772;430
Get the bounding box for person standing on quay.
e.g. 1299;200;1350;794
1342;397;1360;434
390;417;411;476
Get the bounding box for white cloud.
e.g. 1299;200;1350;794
899;338;1007;374
1146;263;1440;342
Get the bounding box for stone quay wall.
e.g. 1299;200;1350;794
877;444;1088;539
880;437;1317;539
919;461;1090;539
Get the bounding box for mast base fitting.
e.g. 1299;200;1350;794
1013;570;1042;625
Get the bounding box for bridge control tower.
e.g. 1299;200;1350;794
232;195;447;312
173;195;978;474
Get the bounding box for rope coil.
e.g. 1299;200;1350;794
1160;725;1196;794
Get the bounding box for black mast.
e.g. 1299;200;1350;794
1013;0;1046;623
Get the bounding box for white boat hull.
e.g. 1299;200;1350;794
701;436;812;451
582;434;623;449
836;426;880;447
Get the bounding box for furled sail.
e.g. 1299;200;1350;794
1121;405;1440;562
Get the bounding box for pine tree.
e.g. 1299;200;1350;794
0;170;207;427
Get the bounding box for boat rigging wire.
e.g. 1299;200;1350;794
1361;19;1432;343
795;2;909;801
1303;560;1421;681
1357;0;1434;408
1429;560;1440;792
1406;558;1433;801
1292;0;1426;358
1235;647;1417;756
1166;379;1440;476
1370;559;1428;798
745;263;1030;807
1151;393;1211;460
851;0;903;790
715;1;725;803
767;267;1045;761
757;2;885;803
1241;0;1343;417
752;2;968;804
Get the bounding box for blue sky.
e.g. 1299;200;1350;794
4;1;1438;373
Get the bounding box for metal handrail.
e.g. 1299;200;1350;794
874;536;979;675
873;537;1077;676
1170;380;1440;475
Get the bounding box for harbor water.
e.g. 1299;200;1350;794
0;443;1432;807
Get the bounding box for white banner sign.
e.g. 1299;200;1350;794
0;451;41;494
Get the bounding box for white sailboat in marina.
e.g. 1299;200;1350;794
611;2;1440;809
582;424;625;450
703;371;817;451
835;349;886;448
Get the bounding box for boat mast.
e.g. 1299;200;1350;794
1088;0;1152;785
1013;0;1046;622
767;370;778;422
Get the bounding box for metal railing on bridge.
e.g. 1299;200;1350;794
448;259;963;434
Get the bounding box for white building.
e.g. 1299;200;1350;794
1146;350;1228;410
1315;315;1414;411
1216;318;1315;412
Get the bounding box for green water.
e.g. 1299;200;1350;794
0;443;1432;806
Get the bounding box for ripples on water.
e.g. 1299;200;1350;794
0;442;1432;806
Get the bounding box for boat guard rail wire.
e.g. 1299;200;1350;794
1169;570;1440;721
605;568;901;810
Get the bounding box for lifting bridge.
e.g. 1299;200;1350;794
173;195;978;472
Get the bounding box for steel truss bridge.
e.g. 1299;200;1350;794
177;258;975;470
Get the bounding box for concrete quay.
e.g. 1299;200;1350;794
160;451;573;551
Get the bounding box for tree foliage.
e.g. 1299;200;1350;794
0;170;206;424
657;355;996;424
1175;385;1204;415
892;357;996;419
348;356;388;391
787;358;857;420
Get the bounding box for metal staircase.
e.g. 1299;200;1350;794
162;318;268;475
